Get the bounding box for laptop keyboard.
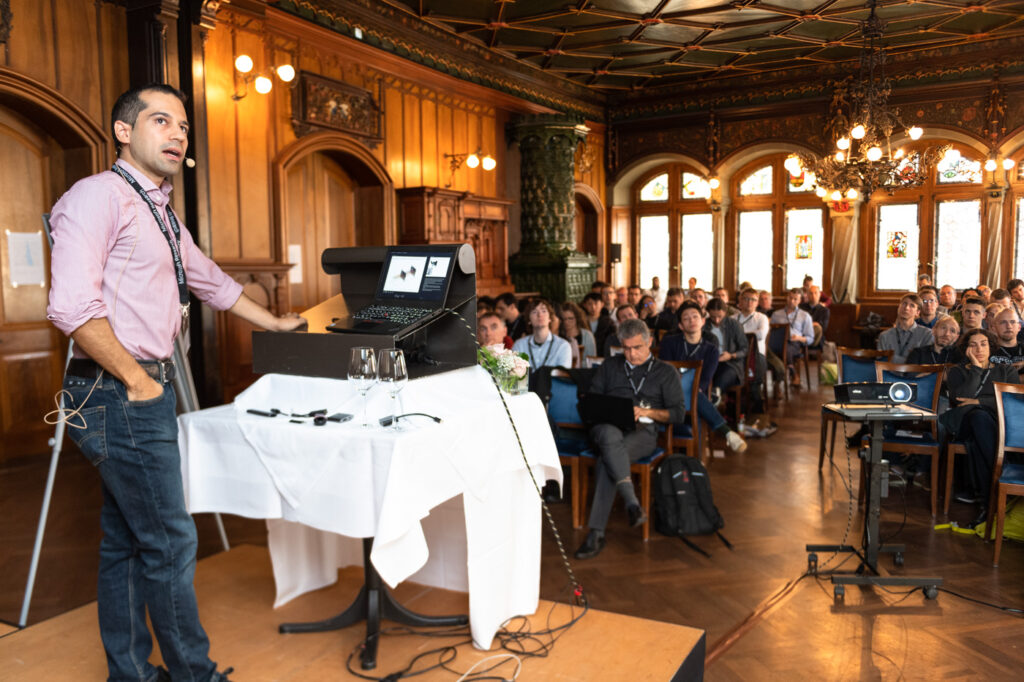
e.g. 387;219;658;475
353;305;433;325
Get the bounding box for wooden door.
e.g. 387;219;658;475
0;107;64;461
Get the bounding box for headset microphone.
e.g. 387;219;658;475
185;157;196;168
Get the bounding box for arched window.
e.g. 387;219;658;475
633;164;716;289
866;142;986;296
729;153;827;294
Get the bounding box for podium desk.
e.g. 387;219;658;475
178;367;562;658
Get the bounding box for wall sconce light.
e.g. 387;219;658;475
232;54;296;101
443;148;496;187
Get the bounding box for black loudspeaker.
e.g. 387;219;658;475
833;382;918;405
610;243;622;264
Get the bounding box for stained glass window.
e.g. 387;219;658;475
680;213;714;291
738;210;773;290
936;150;982;184
876;204;920;291
639;173;669;201
739;166;773;196
681;173;711;200
934;200;981;289
787;170;814;193
639;215;669;291
785;208;823;289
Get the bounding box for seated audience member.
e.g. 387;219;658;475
985;302;1003;330
990;308;1024;371
732;288;769;414
477;311;512;350
705;298;749;391
938;284;958;312
601;284;617;316
557;302;597;366
591;280;608;294
615;286;629;307
512;299;572;370
918;273;933;288
991;287;1012;311
686;276;698;298
477;295;496;318
799;284;830;346
802;275;832;307
958;296;985;331
582;292;615;351
756;290;774;317
769;288;815;385
977;284;992;303
659;302;748;451
574;319;686;560
916;286;941;328
637;295;658;327
907;315;961;365
495;292;527;340
712;287;739;315
942;328;1020;524
647;275;666;310
652;287;684;332
691;288;709;312
603;304;640;356
1008;278;1024;322
877;293;933;363
627;284;643;308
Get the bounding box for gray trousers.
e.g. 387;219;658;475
587;423;658;531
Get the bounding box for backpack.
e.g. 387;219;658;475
653;454;733;557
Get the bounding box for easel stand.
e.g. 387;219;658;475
278;537;468;670
808;405;943;601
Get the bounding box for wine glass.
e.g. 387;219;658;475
377;349;408;430
348;347;377;428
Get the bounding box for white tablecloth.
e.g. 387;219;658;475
177;366;561;648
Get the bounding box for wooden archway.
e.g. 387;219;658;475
574;181;604;259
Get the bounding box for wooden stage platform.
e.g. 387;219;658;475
0;544;705;680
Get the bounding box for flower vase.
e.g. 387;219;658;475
502;373;529;395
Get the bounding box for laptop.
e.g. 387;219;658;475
578;394;636;432
326;245;459;335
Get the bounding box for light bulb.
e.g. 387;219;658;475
908;126;923;140
709;177;720;189
805;171;816;186
1004;158;1017;170
894;148;905;159
815;186;827;198
834;151;845;162
866;146;883;162
985;158;997;172
482;155;496;171
831;190;842;201
254;76;273;94
234;54;253;73
846;188;858;200
836;137;850;150
784;155;801;173
851;124;866;139
276;64;296;82
466;153;480;169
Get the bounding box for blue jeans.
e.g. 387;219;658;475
64;372;218;682
694;391;727;432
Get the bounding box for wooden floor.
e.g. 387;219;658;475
3;380;1024;679
0;545;704;680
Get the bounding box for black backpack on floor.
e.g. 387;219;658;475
653;454;733;558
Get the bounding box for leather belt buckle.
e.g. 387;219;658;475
156;360;175;384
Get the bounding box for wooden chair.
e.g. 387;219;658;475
818;348;894;470
865;362;946;517
663;360;707;464
942;440;969;517
988;382;1024;566
767;323;791;401
725;334;758;425
547;369;587;528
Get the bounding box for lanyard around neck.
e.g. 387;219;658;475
528;335;555;368
625;357;654;397
111;164;190;327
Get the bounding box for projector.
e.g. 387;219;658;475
833;381;917;405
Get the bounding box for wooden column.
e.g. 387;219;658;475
125;0;181;88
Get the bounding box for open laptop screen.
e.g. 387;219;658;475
374;246;458;304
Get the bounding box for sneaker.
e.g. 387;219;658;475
726;430;748;453
627;503;648;528
155;668;171;682
574;530;606;560
954;491;978;504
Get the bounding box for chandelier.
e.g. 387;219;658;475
786;0;949;202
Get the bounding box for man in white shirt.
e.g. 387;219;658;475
770;288;815;387
877;293;933;363
733;287;769;413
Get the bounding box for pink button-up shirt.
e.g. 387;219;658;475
47;159;243;360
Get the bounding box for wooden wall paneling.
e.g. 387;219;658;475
235;30;271;260
98;3;129;124
0;349;63;460
437;100;453;189
452;105;468;191
54;0;102;124
611;206;631;286
206;26;241;260
355;185;386;245
420;95;438;189
467;109;480;195
285;159;307;309
6;0;56;89
402;90;421;187
482;112;497;197
384;84;404;187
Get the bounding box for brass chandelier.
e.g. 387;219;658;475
787;0;949;202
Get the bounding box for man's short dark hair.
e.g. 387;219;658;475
111;84;188;154
964;296;985;309
591;280;608;290
495;292;518;308
918;285;938;297
706;298;727;313
992;288;1010;301
582;292;602;306
478;311;503;326
677;300;703;321
477;295;495;309
1008;279;1024;291
666;287;684;297
628;284;641;291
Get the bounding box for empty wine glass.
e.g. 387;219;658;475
377;349;408;430
348;346;377;428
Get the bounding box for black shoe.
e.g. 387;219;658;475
574;530;606;560
627;503;648;528
954;491;978;504
154;667;171;682
969;507;989;530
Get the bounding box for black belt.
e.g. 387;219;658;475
67;358;176;383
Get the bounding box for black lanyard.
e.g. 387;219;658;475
528;335;555;368
893;326;915;358
681;338;703;359
625;357;654;397
111;164;190;329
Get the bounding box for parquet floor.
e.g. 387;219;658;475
3;380;1024;680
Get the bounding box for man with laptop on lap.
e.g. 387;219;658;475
574;318;685;560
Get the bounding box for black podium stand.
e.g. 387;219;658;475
808;403;943;601
278;537;468;670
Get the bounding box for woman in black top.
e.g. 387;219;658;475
942;328;1019;522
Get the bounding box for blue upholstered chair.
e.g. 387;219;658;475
988;382;1024;566
818;347;894;471
547;369;587;528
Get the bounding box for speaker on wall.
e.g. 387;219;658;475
610;243;622;264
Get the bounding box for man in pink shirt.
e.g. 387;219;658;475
47;84;304;682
